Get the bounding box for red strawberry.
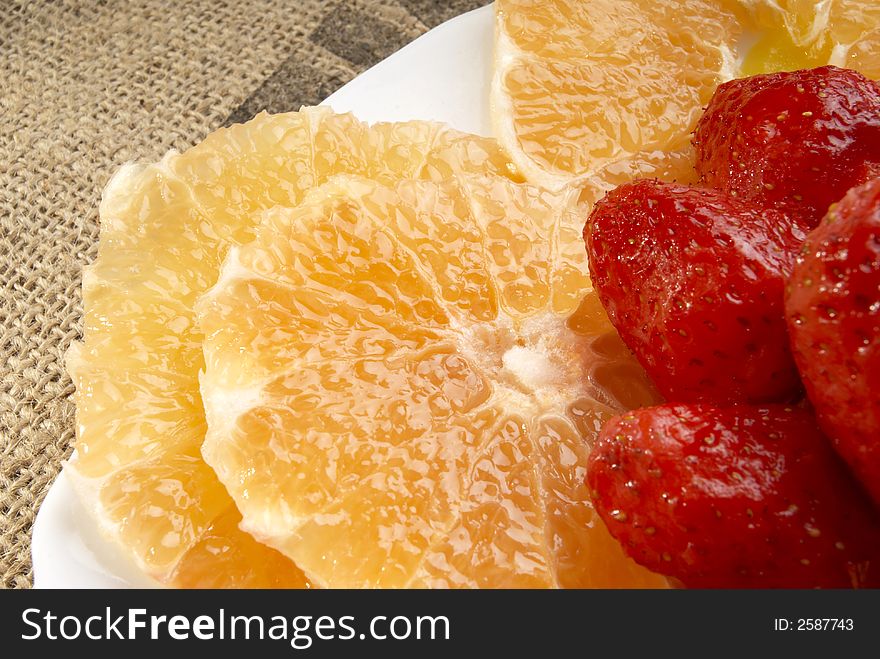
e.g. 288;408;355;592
786;177;880;507
693;66;880;231
585;179;803;405
587;403;880;588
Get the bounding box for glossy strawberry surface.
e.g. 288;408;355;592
786;177;880;507
585;179;803;404
694;66;880;231
587;403;880;588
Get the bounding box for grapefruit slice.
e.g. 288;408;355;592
492;0;880;190
67;108;520;587
197;174;667;588
491;0;742;189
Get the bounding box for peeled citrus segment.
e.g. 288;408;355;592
731;0;880;77
80;448;229;570
578;143;699;206
198;175;666;588
492;0;742;189
423;128;525;183
407;415;552;588
68;108;521;587
833;3;880;78
170;505;310;589
365;121;441;179
493;1;880;191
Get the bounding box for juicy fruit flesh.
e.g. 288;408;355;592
67;108;522;587
67;0;880;589
733;0;880;78
198;175;667;588
170;505;311;588
493;0;880;189
493;0;743;188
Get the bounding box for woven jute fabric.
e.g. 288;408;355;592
0;0;486;589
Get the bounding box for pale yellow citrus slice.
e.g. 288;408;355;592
66;107;520;587
492;1;880;192
197;174;667;588
730;1;880;78
491;0;743;190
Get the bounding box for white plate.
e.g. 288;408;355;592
31;3;495;589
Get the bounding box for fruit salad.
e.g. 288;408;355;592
584;65;880;588
66;2;880;588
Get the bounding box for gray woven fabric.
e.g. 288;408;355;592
0;0;486;589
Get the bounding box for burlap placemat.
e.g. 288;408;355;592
0;0;486;589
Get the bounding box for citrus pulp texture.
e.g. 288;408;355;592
197;174;667;588
66;107;522;587
492;0;880;190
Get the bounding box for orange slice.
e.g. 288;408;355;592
66;107;521;587
492;0;742;189
197;174;667;588
492;1;880;191
731;0;880;77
